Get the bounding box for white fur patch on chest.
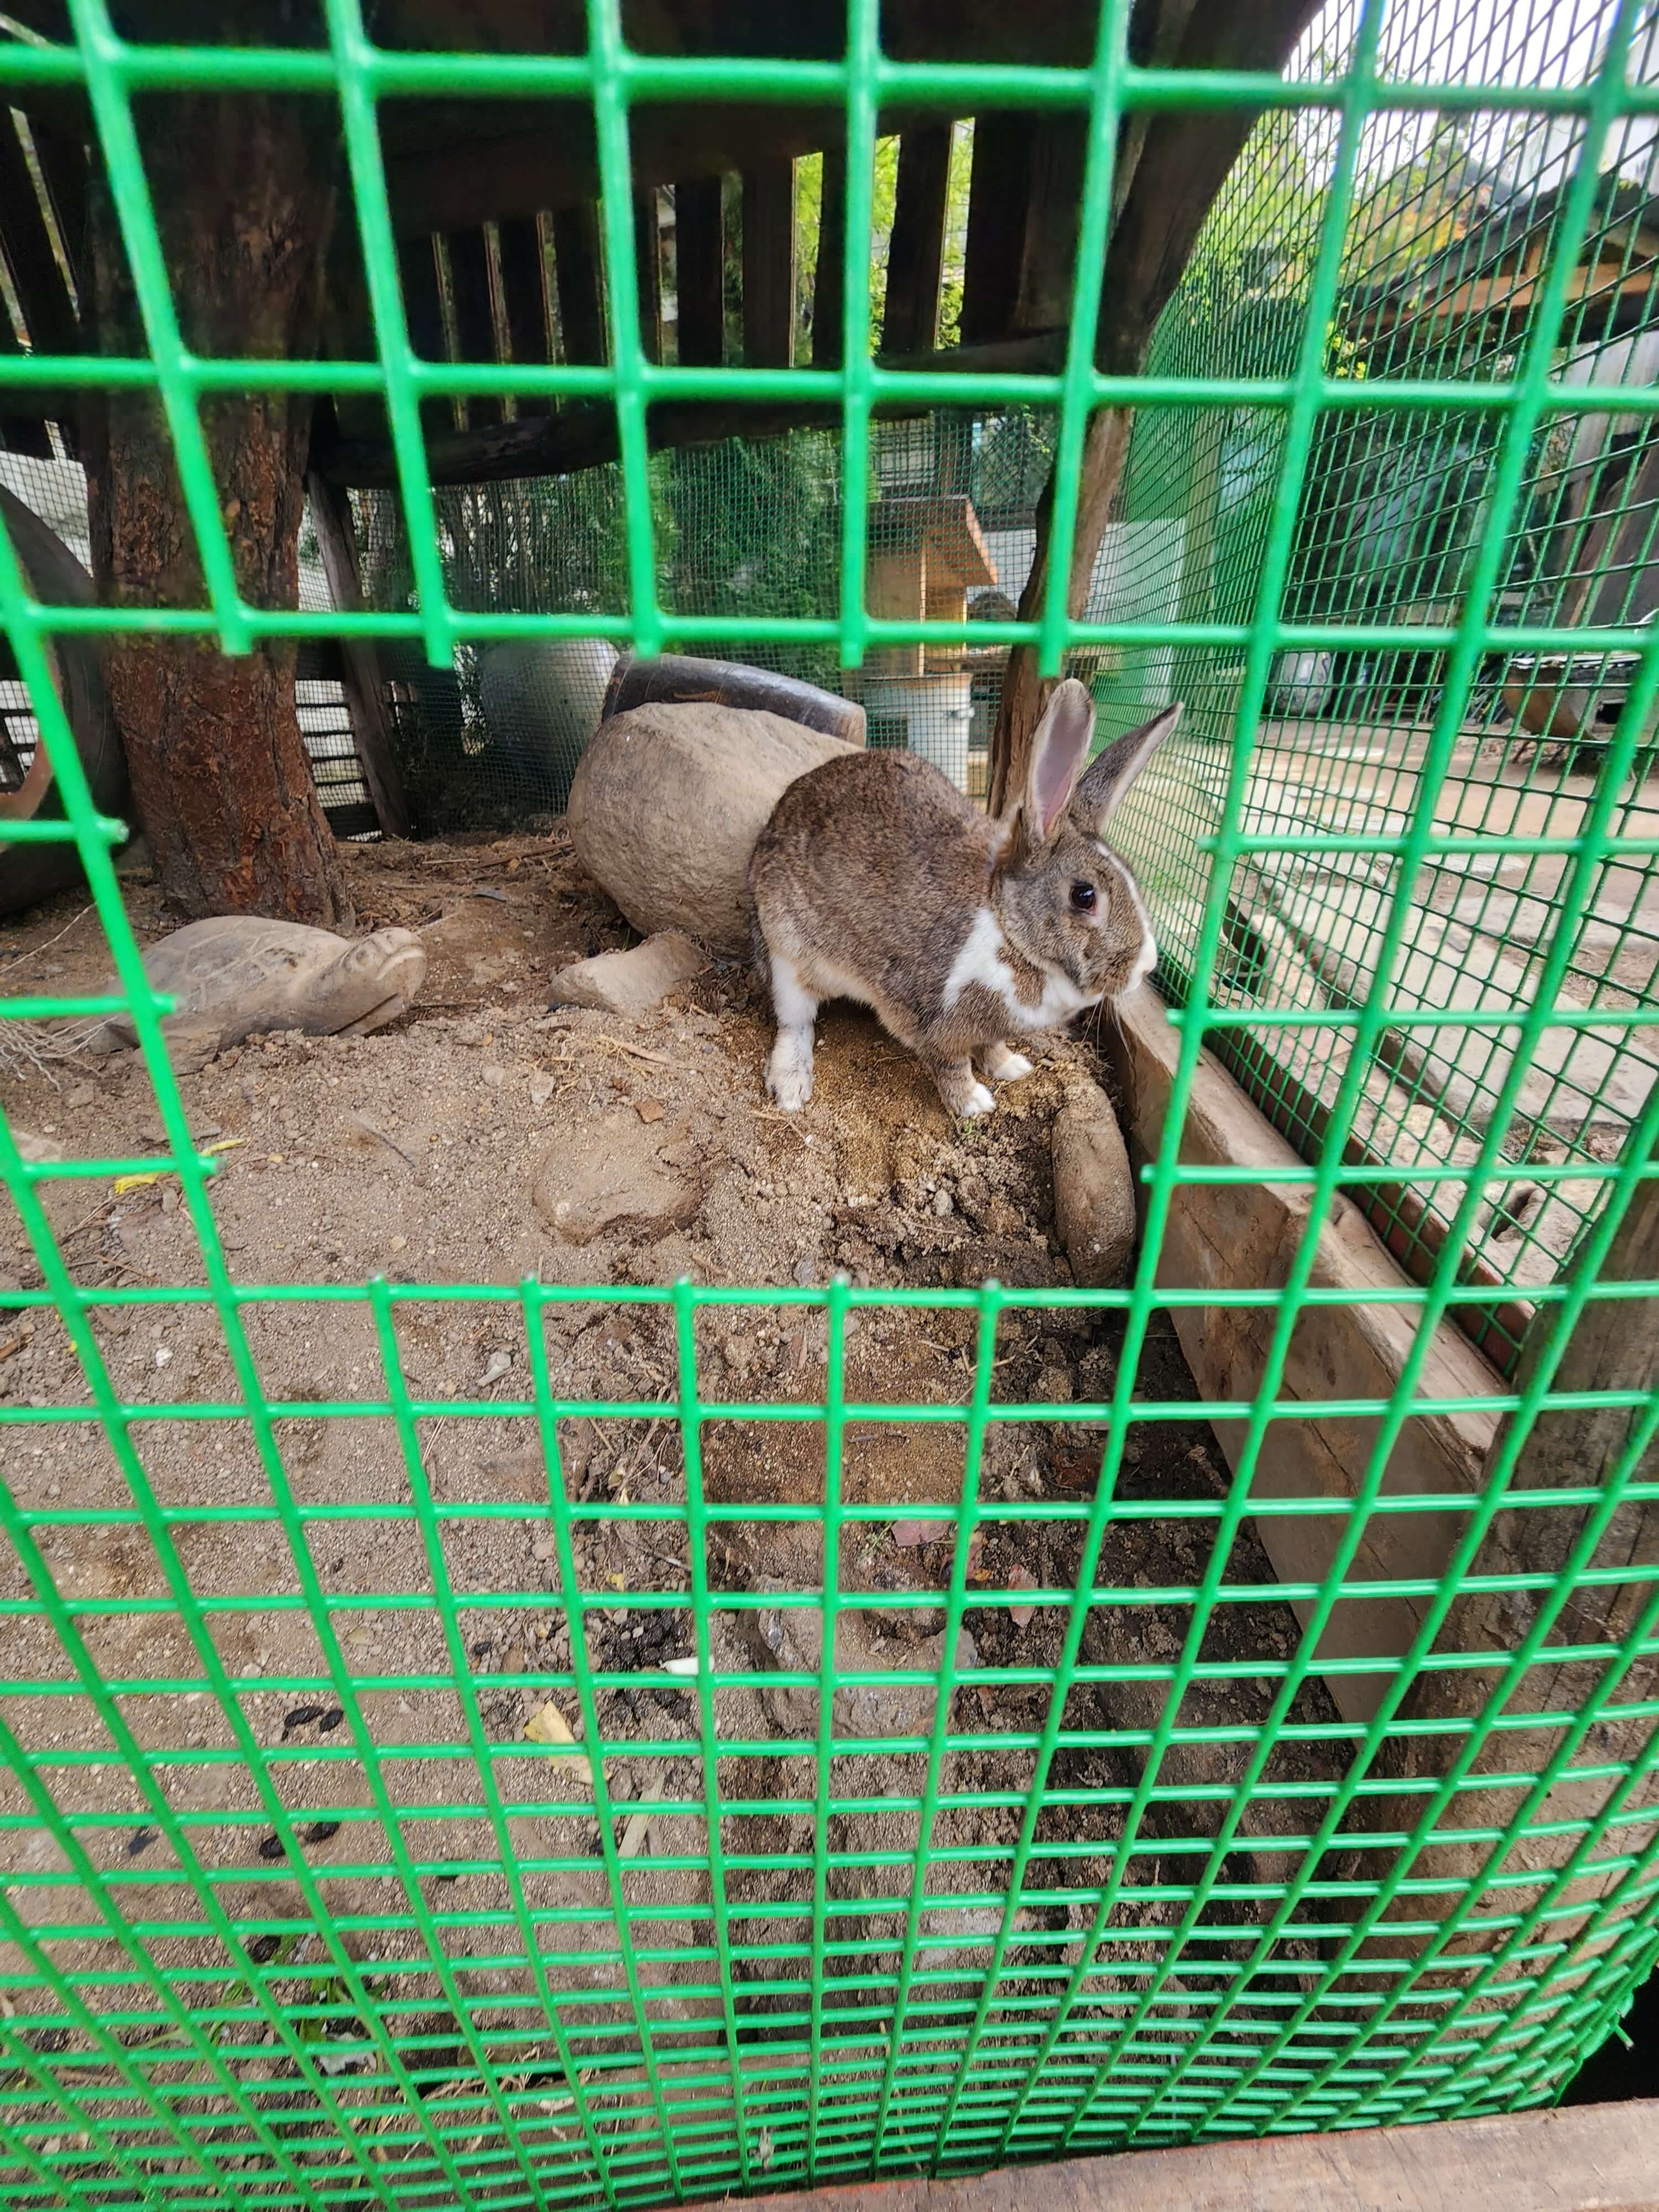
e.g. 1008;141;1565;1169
943;907;1094;1029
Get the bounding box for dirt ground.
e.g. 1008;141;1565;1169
0;831;1338;2118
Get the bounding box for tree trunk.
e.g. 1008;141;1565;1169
86;49;350;925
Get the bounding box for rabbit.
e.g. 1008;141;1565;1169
748;678;1182;1118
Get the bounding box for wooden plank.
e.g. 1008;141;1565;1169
550;201;607;368
880;123;951;356
812;146;846;369
0;111;79;362
740;157;795;368
633;189;663;364
394;234;453;436
316;333;1065;488
25;119;86;300
673;174;725;368
680;2100;1659;2212
1014;114;1086;332
305;470;413;842
960;113;1037;346
444;225;502;427
495;212;550;415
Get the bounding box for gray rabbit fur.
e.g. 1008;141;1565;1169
748;679;1181;1118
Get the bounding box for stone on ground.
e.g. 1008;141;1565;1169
531;1109;702;1245
547;930;708;1016
1051;1078;1136;1287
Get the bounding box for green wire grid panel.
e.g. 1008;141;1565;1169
4;0;1659;2206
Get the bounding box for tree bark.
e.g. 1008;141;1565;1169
86;30;350;925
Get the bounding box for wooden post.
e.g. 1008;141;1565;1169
633;189;664;364
551;202;607;368
444;226;502;427
496;213;551;414
305;471;413;842
880;125;951;356
740;159;796;369
812;148;846;370
674;176;726;368
395;235;453;437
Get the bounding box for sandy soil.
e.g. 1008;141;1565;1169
0;833;1335;2138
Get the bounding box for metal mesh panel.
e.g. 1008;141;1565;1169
2;0;1659;2203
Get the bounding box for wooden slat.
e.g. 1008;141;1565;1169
0;112;78;363
633;189;663;364
495;213;550;415
305;469;413;842
673;175;725;368
394;234;452;436
960;113;1038;346
880;124;951;356
740;157;795;368
444;225;502;427
1014;114;1086;332
680;2101;1659;2212
812;147;846;369
27;119;87;300
550;202;606;368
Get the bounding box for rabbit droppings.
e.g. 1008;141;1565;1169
748;678;1182;1120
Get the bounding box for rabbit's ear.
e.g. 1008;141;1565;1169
1022;679;1097;844
1073;702;1183;833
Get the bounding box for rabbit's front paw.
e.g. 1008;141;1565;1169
961;1081;997;1118
982;1042;1035;1083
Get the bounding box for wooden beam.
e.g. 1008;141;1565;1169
0;111;79;362
674;175;726;368
1015;114;1087;333
316;333;1064;488
495;212;551;414
960;113;1037;346
633;189;663;364
879;123;951;356
305;470;413;842
394;234;452;437
444;226;502;427
27;118;87;301
812;146;846;369
676;2100;1659;2212
740;158;795;369
550;201;606;368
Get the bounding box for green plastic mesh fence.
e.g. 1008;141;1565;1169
2;0;1659;2205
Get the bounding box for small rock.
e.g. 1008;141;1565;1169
478;1349;513;1387
12;1132;62;1165
389;1234;408;1253
1051;1081;1136;1288
547;931;708;1018
932;1187;953;1218
481;1063;508;1089
65;1083;96;1110
531;1110;702;1246
529;1071;556;1108
748;1603;976;1739
636;1098;665;1124
723;1334;754;1375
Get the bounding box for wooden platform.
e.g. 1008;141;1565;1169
683;2100;1659;2212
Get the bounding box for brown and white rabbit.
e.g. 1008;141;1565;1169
748;679;1181;1117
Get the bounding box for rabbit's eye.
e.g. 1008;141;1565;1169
1070;881;1098;913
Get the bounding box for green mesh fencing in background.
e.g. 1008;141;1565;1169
3;0;1659;2205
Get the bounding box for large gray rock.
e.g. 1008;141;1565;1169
566;703;859;957
547;931;707;1017
1051;1079;1136;1287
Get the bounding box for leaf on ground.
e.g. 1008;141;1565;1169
618;1811;652;1859
893;1517;951;1548
1008;1566;1039;1629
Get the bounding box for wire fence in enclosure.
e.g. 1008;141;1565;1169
1;0;1658;2206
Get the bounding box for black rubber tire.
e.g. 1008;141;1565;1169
0;483;127;919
